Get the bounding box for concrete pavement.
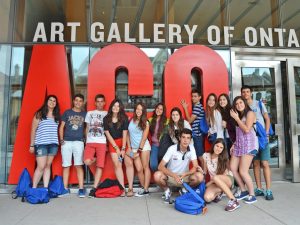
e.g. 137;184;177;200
0;181;299;225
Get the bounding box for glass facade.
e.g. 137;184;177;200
1;0;300;184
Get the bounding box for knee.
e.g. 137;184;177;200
261;161;269;169
239;169;248;178
143;164;150;171
45;163;52;169
253;160;260;168
84;159;92;166
37;165;46;172
153;171;163;184
194;172;204;183
136;167;143;174
212;175;220;183
204;192;214;203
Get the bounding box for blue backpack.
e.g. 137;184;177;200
199;113;209;135
254;122;268;150
48;175;65;198
26;187;50;204
12;168;32;202
258;101;274;136
175;182;207;215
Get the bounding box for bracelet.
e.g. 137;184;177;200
60;140;65;144
30;145;34;147
121;146;126;151
138;147;143;151
113;145;118;149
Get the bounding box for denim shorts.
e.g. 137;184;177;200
248;149;258;156
254;143;270;161
34;144;58;157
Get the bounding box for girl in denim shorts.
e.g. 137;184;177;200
29;95;60;188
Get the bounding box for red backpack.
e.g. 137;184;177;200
95;179;124;198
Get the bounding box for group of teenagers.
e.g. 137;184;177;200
28;85;274;212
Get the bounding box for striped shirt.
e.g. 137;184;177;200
191;102;205;136
34;118;59;145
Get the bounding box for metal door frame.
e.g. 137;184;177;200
287;59;300;182
231;51;286;180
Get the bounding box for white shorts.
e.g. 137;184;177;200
132;141;151;153
61;141;84;167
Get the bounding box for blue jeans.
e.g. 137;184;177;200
193;135;204;157
150;145;159;172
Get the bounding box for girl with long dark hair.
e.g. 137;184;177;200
168;107;192;144
104;99;130;197
230;96;258;204
202;138;239;212
127;102;151;196
149;103;168;172
217;93;236;155
29;95;60;188
206;93;224;143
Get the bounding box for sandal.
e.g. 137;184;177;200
127;188;134;197
120;190;126;197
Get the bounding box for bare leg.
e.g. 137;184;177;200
204;183;222;202
212;175;235;200
75;165;84;189
62;166;70;188
253;160;262;189
124;155;134;190
230;155;246;191
43;155;55;188
93;167;103;188
153;171;168;190
239;154;255;196
110;153;125;188
140;151;151;190
33;156;47;188
134;156;145;188
262;160;272;190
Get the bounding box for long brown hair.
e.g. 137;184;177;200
217;93;231;122
105;99;127;129
232;96;252;122
209;138;228;175
168;107;184;140
149;103;167;139
206;93;218;126
133;102;148;130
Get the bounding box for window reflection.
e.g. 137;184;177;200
0;0;11;42
242;67;279;167
14;0;88;42
70;46;89;98
0;45;11;182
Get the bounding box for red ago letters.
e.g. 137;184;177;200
8;44;227;184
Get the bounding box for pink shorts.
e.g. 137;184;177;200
84;143;107;168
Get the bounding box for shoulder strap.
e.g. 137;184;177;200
258;101;264;115
183;182;205;205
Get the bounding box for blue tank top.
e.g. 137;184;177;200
34;118;59;145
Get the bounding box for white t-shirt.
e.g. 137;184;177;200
85;110;107;143
162;144;197;174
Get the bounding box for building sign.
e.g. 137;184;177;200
33;22;300;48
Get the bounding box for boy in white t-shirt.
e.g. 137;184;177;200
154;128;204;203
84;94;107;197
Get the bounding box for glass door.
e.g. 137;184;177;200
287;59;300;182
232;60;286;179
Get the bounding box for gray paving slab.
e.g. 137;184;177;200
0;182;299;225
